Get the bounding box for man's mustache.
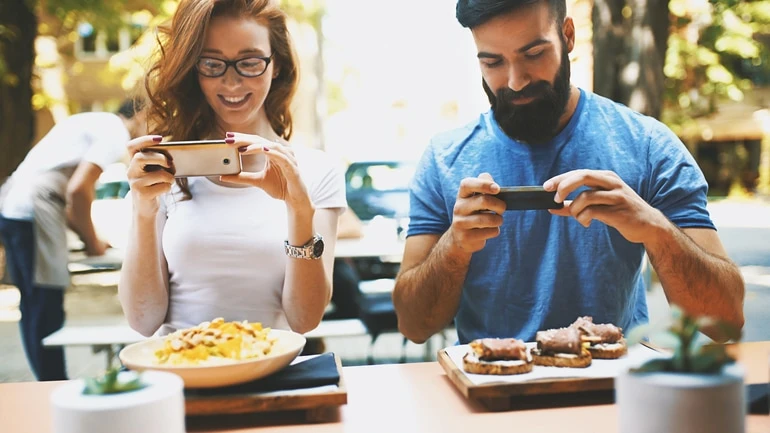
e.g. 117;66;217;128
497;81;552;103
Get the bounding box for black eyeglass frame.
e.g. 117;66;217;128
195;54;274;78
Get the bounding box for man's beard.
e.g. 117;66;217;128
484;47;571;145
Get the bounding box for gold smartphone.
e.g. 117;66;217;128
145;140;242;177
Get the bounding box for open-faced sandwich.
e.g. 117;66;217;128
532;326;592;368
570;316;627;359
462;338;533;375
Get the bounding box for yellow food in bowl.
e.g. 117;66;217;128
154;318;277;365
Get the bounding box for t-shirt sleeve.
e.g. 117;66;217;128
303;149;347;215
407;142;451;236
82;115;130;171
644;122;715;230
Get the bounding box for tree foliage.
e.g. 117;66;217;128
662;0;770;136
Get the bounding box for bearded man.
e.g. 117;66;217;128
392;0;744;344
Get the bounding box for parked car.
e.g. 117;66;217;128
344;160;416;222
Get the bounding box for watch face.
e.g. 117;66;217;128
313;238;325;257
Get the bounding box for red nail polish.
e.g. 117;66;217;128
238;146;247;153
152;136;163;142
226;132;235;138
263;146;270;152
225;138;235;144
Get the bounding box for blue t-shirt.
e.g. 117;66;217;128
408;88;714;344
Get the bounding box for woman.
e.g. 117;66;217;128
119;0;346;337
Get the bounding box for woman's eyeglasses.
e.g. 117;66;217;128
195;54;273;78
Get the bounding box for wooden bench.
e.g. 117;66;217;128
42;319;370;369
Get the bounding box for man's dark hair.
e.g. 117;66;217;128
116;98;144;119
456;0;566;29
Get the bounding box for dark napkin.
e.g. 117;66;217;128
185;352;340;397
747;383;769;415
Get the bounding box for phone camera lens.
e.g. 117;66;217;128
223;158;231;165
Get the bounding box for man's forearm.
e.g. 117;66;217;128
645;223;745;330
66;189;100;252
393;233;472;343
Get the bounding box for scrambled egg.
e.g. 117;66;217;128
154;318;276;365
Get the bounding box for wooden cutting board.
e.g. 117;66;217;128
184;353;347;419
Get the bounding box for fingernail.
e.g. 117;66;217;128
263;146;270;152
152;136;163;142
543;181;553;190
226;132;235;138
225;138;235;144
238;146;247;153
553;192;561;203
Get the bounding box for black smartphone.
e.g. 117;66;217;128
495;186;564;211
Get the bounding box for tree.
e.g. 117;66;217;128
662;0;770;136
0;0;165;182
0;0;37;184
592;0;671;119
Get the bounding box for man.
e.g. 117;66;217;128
392;0;744;345
0;100;145;380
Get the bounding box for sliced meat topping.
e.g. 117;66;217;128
536;327;583;355
470;338;528;361
570;316;623;343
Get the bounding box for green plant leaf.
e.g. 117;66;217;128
82;369;145;395
629;304;741;374
626;323;653;346
632;358;673;373
689;348;734;374
649;331;681;352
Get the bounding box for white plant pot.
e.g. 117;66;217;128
616;363;745;433
50;371;185;433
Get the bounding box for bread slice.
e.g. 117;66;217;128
587;338;627;359
532;347;592;368
462;352;534;375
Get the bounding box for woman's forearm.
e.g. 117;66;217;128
282;206;334;333
118;210;170;336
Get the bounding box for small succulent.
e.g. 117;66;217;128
83;368;146;395
627;305;741;374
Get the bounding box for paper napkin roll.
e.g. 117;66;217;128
50;371;185;433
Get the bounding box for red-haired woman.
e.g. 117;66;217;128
119;0;346;337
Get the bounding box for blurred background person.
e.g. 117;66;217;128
0;99;146;380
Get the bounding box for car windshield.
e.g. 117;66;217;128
346;162;415;192
345;161;416;221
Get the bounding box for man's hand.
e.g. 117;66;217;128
450;173;506;254
86;239;111;257
543;169;668;244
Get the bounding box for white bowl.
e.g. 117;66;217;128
119;329;306;388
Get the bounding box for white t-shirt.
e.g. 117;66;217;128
0;112;129;220
159;145;347;333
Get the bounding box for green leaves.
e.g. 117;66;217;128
663;0;770;134
83;368;146;395
629;304;738;375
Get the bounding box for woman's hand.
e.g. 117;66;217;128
221;132;312;211
126;135;175;217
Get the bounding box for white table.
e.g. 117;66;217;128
42;325;146;369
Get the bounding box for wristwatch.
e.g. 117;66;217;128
284;234;324;260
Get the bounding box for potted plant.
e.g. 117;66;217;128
50;368;185;433
615;305;745;433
